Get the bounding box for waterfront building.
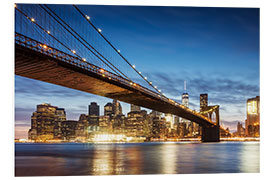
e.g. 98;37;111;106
75;119;88;141
113;99;122;116
125;111;148;137
75;114;90;140
88;102;99;126
131;104;141;112
165;113;174;129
88;102;100;116
54;108;66;139
61;120;78;141
245;96;260;137
28;103;66;141
200;94;208;111
150;110;162;118
111;114;126;134
104;102;113;117
99;115;110;132
237;122;245;137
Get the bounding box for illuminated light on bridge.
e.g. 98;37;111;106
99;69;104;73
149;82;152;84
47;30;50;34
98;28;102;33
71;50;76;54
43;44;47;49
144;76;147;80
14;4;16;8
117;50;120;53
132;65;136;68
85;15;90;20
30;18;35;22
82;58;86;62
139;71;141;74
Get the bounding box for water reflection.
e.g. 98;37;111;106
240;142;260;173
161;143;178;174
15;142;260;176
90;145;126;175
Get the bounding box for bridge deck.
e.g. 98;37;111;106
15;33;215;127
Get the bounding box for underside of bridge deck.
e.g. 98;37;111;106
15;44;220;142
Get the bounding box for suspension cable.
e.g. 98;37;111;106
39;4;123;76
73;4;167;98
41;4;131;80
15;7;83;60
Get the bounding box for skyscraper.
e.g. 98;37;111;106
113;99;122;116
200;94;208;111
88;102;99;126
104;102;113;117
245;96;260;137
165;113;174;129
28;103;67;141
182;81;189;107
181;81;189;124
130;104;141;112
88;102;100;116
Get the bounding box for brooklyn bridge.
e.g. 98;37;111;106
15;4;230;142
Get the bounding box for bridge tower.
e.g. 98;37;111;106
200;94;220;142
200;105;220;142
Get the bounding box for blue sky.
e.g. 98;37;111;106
15;5;259;138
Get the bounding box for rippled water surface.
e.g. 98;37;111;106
15;141;259;176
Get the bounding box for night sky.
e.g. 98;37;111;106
15;5;259;139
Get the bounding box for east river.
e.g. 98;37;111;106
15;141;259;176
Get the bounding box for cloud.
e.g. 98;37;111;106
149;71;259;104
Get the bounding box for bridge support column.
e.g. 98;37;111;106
201;125;220;142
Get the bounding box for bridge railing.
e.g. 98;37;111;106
15;33;213;124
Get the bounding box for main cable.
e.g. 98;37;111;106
73;5;167;98
39;4;126;78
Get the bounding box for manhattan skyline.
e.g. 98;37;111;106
15;5;259;139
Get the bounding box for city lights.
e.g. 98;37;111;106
247;100;257;114
93;134;126;142
14;4;260;177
